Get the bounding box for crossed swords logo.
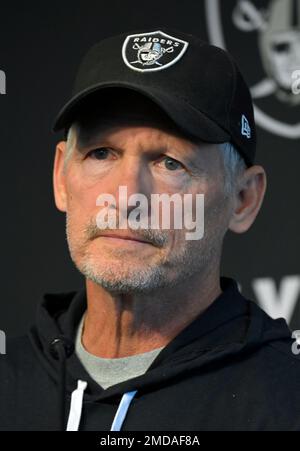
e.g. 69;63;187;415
130;42;175;67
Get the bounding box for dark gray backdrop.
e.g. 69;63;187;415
0;0;299;337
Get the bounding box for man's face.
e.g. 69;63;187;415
61;94;233;294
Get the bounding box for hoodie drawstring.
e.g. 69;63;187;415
49;336;75;430
66;380;88;431
110;390;138;431
66;381;137;431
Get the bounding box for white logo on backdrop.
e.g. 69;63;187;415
253;276;300;323
205;0;300;138
0;70;6;95
0;330;6;355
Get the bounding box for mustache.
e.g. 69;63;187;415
84;221;169;248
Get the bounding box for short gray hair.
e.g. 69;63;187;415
218;142;247;197
63;124;78;172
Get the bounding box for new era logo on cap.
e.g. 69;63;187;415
122;30;189;72
241;114;251;139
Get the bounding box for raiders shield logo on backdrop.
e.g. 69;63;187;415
122;30;189;73
205;0;300;139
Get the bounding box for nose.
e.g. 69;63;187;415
113;156;153;223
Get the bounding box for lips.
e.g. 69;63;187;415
97;232;152;245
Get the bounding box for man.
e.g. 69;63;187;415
1;28;300;431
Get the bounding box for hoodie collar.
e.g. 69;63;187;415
29;276;290;402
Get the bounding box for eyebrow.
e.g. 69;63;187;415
76;135;200;160
74;121;208;167
75;125;112;151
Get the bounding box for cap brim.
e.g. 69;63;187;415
52;81;230;144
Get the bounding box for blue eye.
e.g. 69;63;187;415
163;157;183;171
88;148;110;160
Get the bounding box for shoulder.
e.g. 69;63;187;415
243;302;300;396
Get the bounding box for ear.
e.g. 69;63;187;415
228;165;267;234
53;141;68;212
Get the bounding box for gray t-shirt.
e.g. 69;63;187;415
75;314;164;389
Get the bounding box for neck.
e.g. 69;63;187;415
82;266;222;358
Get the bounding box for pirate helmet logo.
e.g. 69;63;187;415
205;0;300;138
259;0;300;105
122;30;189;72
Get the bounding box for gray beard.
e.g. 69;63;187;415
78;259;168;294
70;237;219;295
66;212;222;295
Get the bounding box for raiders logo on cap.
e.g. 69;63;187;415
122;30;189;72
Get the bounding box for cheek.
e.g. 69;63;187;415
205;192;231;237
65;167;107;219
190;178;230;237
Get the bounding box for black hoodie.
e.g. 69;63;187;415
1;276;300;431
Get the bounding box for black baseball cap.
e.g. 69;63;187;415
53;28;256;167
